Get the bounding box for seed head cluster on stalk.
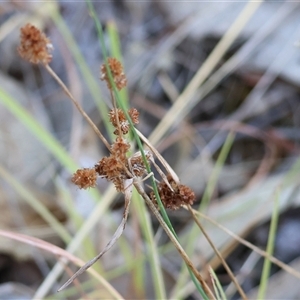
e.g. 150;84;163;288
18;23;197;292
18;23;53;65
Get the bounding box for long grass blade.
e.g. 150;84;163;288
188;205;247;300
172;132;234;297
107;21;129;107
209;266;227;300
84;2;181;299
193;209;300;280
0;230;123;299
257;189;280;299
132;188;167;299
0;164;71;243
0;88;76;173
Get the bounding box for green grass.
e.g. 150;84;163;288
257;189;280;299
2;1;296;299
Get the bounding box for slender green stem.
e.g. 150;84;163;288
132;189;166;299
107;21;129;107
172;132;234;297
257;189;279;299
85;1;211;297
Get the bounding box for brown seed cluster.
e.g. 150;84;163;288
128;108;139;124
100;57;127;91
72;138;152;192
18;24;197;216
151;175;195;210
128;150;152;177
109;108;139;135
95;137;130;191
95;138;152;192
71;168;97;189
18;23;53;65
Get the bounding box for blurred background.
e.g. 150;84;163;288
1;1;300;299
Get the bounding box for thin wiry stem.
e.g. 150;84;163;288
45;64;111;151
188;205;248;300
0;229;124;299
133;178;215;300
135;128;179;183
192;209;300;280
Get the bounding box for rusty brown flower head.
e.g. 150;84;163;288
128;108;139;124
95;156;126;192
100;57;127;91
111;137;131;160
109;108;140;135
109;108;139;135
109;108;129;135
18;23;53;65
71;168;98;189
94;137;131;192
151;175;195;210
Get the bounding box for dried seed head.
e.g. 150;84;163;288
71;168;97;189
151;175;195;210
95;156;120;178
18;23;53;65
109;108;126;127
128;108;139;124
111;137;131;161
100;57;127;91
115;122;130;135
109;108;130;135
95;156;127;192
112;177;125;193
108;108;140;135
94;137;131;193
128;150;152;177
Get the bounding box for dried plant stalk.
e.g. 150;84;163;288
18;23;203;297
58;178;133;291
188;205;247;300
133;179;215;299
193;209;300;281
135;129;179;182
44;64;111;151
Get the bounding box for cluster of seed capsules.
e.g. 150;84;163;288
18;23;195;210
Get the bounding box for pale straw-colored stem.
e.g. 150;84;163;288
133;178;216;299
193;208;300;280
135;128;179;183
188;205;247;300
45;64;111;151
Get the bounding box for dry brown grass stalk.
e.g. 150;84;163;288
17;23;208;297
0;229;123;299
193;209;300;281
188;205;248;300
